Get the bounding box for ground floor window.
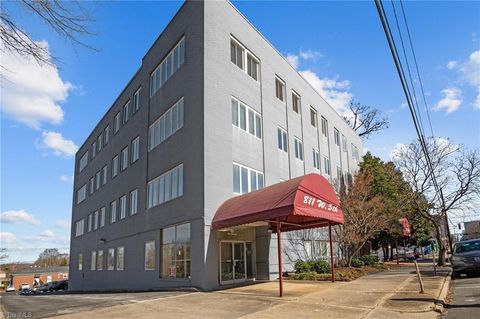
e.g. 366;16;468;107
161;223;190;279
107;248;115;270
78;253;83;271
116;246;124;271
97;250;104;270
145;240;155;270
90;251;96;271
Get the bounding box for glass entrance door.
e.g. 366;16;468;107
220;241;246;284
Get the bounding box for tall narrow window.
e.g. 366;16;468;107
342;135;347;152
119;195;127;219
247;53;259;80
292;92;300;113
131;137;140;163
323;157;331;175
97;250;103;271
87;214;92;232
110;200;117;224
76;184;87;204
294;138;304;160
78;253;83;271
277;128;288;153
123;101;130;124
130;189;138;215
121;146;128;171
102;165;108;185
114;112;121;134
116;246;124;271
78;151;88;172
107;248;115;271
145;240;155;270
133;87;141;113
91;251;96;271
93;210;98;230
104;125;110;145
97;133;102;152
96;171;101;190
275;77;285;102
89;177;94;195
112;155;119;178
310;108;317;127
230;39;244;69
100;207;106;228
313;149;320;170
321;117;328;137
92;141;97;158
334;129;340;146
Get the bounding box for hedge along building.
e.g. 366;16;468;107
69;0;362;292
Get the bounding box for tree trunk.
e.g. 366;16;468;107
389;245;394;261
433;221;447;266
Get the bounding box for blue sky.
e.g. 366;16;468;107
1;1;479;262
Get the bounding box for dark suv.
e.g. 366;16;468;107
451;239;480;277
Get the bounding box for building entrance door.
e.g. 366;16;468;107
220;241;246;284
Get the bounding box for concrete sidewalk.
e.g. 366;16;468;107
51;265;450;319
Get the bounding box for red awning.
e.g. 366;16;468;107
212;173;343;232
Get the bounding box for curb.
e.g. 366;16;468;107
433;269;452;314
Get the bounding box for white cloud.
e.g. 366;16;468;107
390;143;408;161
285;54;300;69
299;50;323;61
0;209;40;226
55;220;70;230
0;232;17;245
433;87;463;114
0;38;73;129
39;229;55;238
299;70;353;114
446;61;458;70
59;175;74;183
38;131;78;157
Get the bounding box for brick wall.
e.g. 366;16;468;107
12;272;68;291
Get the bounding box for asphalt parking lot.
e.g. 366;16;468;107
0;291;190;319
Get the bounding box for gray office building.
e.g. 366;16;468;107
69;0;362;291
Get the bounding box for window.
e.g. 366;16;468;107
130;189;138;215
294;138;303;160
119;195;127;219
114;112;121;134
79;151;88;172
91;251;96;271
87;214;92;232
97;133;103;152
97;250;103;271
89;177;94;195
352;144;359;162
100;207;106;228
313;149;320;170
147;164;183;208
110;200;117;224
275;77;285;102
116;246;124;271
78;253;83;271
232;163;264;194
102;165;108;185
292;92;300;113
247;53;259;80
76;184;87;204
145;241;155;270
150;37;185;96
231;98;262;138
107;248;115;271
310;108;317;127
112;155;119;178
277;127;288;153
133;87;141;113
131;137;140;163
92;141;97;158
122;101;131;124
75;219;84;237
323;157;331;175
161;223;190;279
149;98;184;151
334;129;340;146
96;171;101;190
321;117;328;137
93;210;98;230
342;135;347;152
337;166;342;180
121;146;128;171
104;125;110;145
230;39;244;69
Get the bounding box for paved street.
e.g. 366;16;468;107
445;275;480;319
0;291;188;319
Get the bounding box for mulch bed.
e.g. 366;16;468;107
285;264;390;282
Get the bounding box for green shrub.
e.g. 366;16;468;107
360;255;379;266
351;258;365;268
295;260;312;273
297;271;317;280
311;260;331;274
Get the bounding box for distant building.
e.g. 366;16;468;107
0;270;8;290
10;266;69;291
461;220;480;240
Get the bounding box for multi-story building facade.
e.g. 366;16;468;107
69;1;362;291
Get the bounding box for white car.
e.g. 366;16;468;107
20;283;30;290
6;286;15;292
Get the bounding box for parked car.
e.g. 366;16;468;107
6;286;16;292
451;239;480;277
51;280;68;291
36;282;55;293
20;287;33;295
20;283;30;290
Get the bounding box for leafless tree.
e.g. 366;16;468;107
336;172;388;266
0;248;8;262
343;100;389;139
393;138;480;265
0;0;95;66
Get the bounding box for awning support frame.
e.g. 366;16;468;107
329;222;335;282
277;218;283;297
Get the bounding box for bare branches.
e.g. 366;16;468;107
0;0;96;67
343;100;389;139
